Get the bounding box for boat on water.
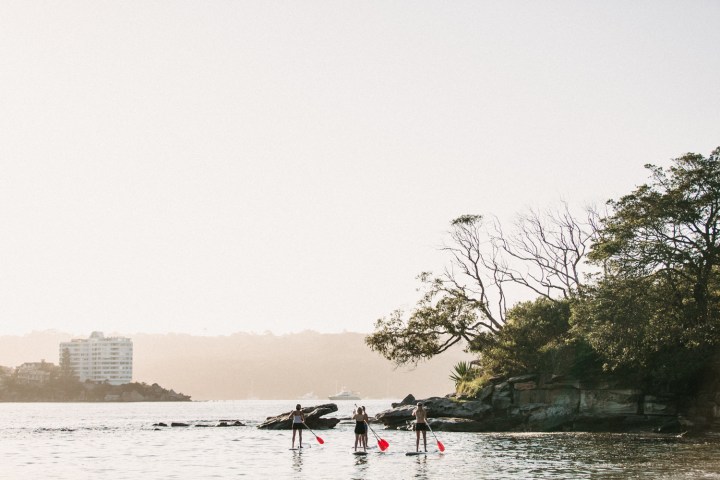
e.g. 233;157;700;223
328;387;361;400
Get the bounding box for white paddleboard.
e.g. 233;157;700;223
405;451;427;456
353;451;368;456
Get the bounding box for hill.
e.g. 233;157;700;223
0;331;468;400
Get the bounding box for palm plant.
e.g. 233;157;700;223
449;361;476;387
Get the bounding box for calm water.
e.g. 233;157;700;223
1;400;720;479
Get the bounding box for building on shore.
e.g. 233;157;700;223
15;361;56;385
59;331;133;385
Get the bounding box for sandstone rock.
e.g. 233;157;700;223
644;395;677;416
391;394;416;408
476;383;494;402
428;417;487;432
515;386;580;409
579;389;641;415
257;403;340;430
508;374;537;384
514;381;537;391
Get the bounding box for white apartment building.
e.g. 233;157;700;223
59;331;133;385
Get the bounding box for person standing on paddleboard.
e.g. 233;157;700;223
289;404;305;449
412;402;428;452
361;406;370;450
352;407;367;452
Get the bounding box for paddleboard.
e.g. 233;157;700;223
353;451;368;456
405;451;427;456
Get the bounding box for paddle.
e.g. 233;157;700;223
303;422;325;444
355;403;389;451
426;421;445;452
366;422;389;451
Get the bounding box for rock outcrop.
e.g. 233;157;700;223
257;403;340;430
376;375;704;433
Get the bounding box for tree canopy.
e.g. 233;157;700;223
367;146;720;391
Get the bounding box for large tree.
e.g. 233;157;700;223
575;147;720;385
589;147;720;324
366;207;597;366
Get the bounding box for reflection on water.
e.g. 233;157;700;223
291;450;304;474
1;400;720;479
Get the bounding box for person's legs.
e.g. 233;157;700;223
299;428;303;448
422;430;427;451
292;427;297;448
415;427;420;452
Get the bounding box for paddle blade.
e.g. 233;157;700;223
316;436;325;444
378;439;389;451
437;441;445;452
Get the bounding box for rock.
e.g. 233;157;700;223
428;417;487;432
514;381;537;391
216;421;245;427
423;397;492;421
171;422;189;427
391;394;416;408
153;422;167;427
508;374;538;384
580;389;641;415
515;385;580;409
377;397;492;428
526;404;576;431
257;403;340;430
376;404;416;428
644;395;677;416
477;384;494;402
492;390;512;411
656;419;683;434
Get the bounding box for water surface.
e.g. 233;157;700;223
1;400;719;479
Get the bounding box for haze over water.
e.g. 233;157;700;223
2;400;720;479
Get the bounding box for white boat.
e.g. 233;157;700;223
328;387;361;400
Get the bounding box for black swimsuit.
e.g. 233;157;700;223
354;421;366;435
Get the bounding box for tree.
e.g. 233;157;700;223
472;297;580;378
60;348;77;382
366;208;597;366
576;147;720;387
590;147;720;324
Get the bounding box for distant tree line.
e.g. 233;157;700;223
366;147;720;394
0;353;190;402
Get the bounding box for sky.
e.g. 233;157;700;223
0;1;718;336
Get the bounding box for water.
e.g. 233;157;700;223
2;400;720;479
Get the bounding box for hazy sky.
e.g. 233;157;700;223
0;1;718;336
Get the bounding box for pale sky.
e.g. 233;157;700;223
0;1;718;336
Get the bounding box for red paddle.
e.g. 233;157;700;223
303;422;325;444
366;421;390;451
426;422;445;452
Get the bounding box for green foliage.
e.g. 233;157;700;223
590;148;720;323
471;298;581;378
367;146;720;395
579;147;720;388
455;373;492;398
365;286;481;366
449;361;477;387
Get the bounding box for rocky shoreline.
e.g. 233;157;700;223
375;374;720;434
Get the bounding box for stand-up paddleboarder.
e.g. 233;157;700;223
412;402;428;452
289;404;305;449
352;406;367;452
361;406;369;449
